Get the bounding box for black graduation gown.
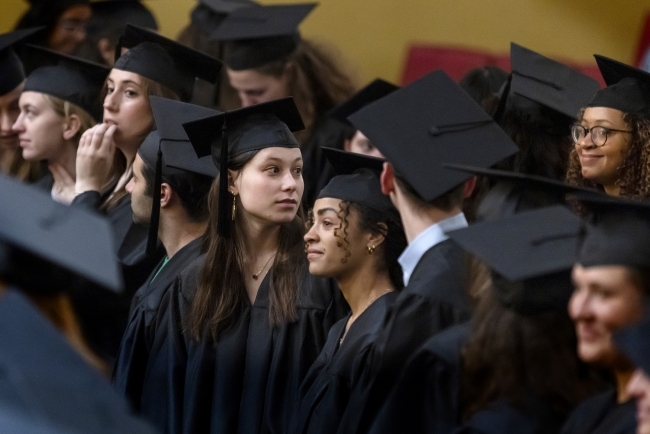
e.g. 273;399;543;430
112;236;203;410
338;239;473;434
0;289;157;434
301;117;351;208
293;292;399;434
139;256;349;434
71;190;165;360
369;321;470;434
561;390;636;434
32;170;54;192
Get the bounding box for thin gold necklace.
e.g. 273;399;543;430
252;252;277;280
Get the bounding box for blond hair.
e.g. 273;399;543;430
41;94;97;143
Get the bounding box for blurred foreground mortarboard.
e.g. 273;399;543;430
115;24;222;102
615;314;650;376
349;70;519;203
329;79;399;126
317;147;396;217
0;174;121;293
139;96;220;254
21;44;109;121
213;3;317;70
448;205;582;314
183;96;304;236
576;195;650;270
0;290;156;433
444;163;604;221
587;55;650;115
192;0;259;37
495;43;600;121
0;27;42;95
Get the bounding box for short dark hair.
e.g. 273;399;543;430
141;160;212;223
393;170;465;212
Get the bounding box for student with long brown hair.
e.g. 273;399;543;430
66;24;221;360
144;97;346;434
213;3;357;206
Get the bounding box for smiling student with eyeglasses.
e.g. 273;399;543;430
566;56;650;198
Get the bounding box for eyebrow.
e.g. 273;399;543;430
263;156;303;163
106;78;142;87
316;207;338;216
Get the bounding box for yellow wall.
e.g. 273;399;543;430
3;0;650;84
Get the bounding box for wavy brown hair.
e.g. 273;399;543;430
224;39;357;145
566;109;650;198
461;285;606;422
186;150;306;340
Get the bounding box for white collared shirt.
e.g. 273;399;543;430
398;213;468;286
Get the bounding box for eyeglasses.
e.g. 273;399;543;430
571;125;632;147
57;19;88;35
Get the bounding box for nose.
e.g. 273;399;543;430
0;113;13;134
239;93;255;108
11;112;25;133
568;288;592;322
103;90;118;114
304;223;317;244
576;131;596;149
281;171;297;192
125;177;134;194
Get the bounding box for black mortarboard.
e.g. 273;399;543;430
317;147;396;217
0;290;157;433
576;195;650;270
448;205;582;314
587;55;650;114
89;1;158;34
213;3;317;70
192;0;259;38
499;43;600;119
114;24;222;102
615;314;650;376
140;96;220;254
349;70;519;203
183;96;304;236
329;79;399;126
21;44;109;121
0;174;121;293
0;28;43;95
444;163;604;220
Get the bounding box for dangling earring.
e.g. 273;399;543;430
231;194;237;221
367;245;376;254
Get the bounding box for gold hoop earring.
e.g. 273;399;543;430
367;245;376;254
231;195;237;221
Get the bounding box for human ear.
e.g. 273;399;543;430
380;162;395;196
228;169;240;195
367;222;387;250
62;114;81;141
160;183;173;208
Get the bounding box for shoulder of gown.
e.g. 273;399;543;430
561;390;637;434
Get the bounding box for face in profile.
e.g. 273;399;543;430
0;82;23;150
627;368;650;434
305;198;380;279
12;91;66;161
125;154;153;226
47;4;92;55
344;130;384;159
569;264;645;368
103;69;154;148
226;68;292;108
230;147;304;226
574;107;632;190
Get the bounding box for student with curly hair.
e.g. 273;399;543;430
566;56;650;198
213;4;357;206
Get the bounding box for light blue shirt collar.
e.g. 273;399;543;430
398;213;468;286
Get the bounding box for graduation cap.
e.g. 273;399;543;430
615;314;650;376
576;195;650;270
329;79;399;125
140;96;220;254
212;3;317;70
21;44;109;121
448;205;582;314
348;70;519;203
495;43;600;120
0;290;157;433
114;24;222;102
183;96;304;236
317;147;396;217
0;174;122;293
192;0;259;37
444;163;604;220
587;55;650;114
89;0;158;35
0;27;43;95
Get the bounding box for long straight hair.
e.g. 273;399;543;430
186;150;306;340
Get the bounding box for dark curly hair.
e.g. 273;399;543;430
566;109;650;198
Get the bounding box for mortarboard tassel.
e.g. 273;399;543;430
217;117;230;237
492;74;512;124
146;146;163;255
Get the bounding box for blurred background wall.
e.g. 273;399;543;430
2;0;650;84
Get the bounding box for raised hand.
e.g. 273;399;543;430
75;123;117;195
